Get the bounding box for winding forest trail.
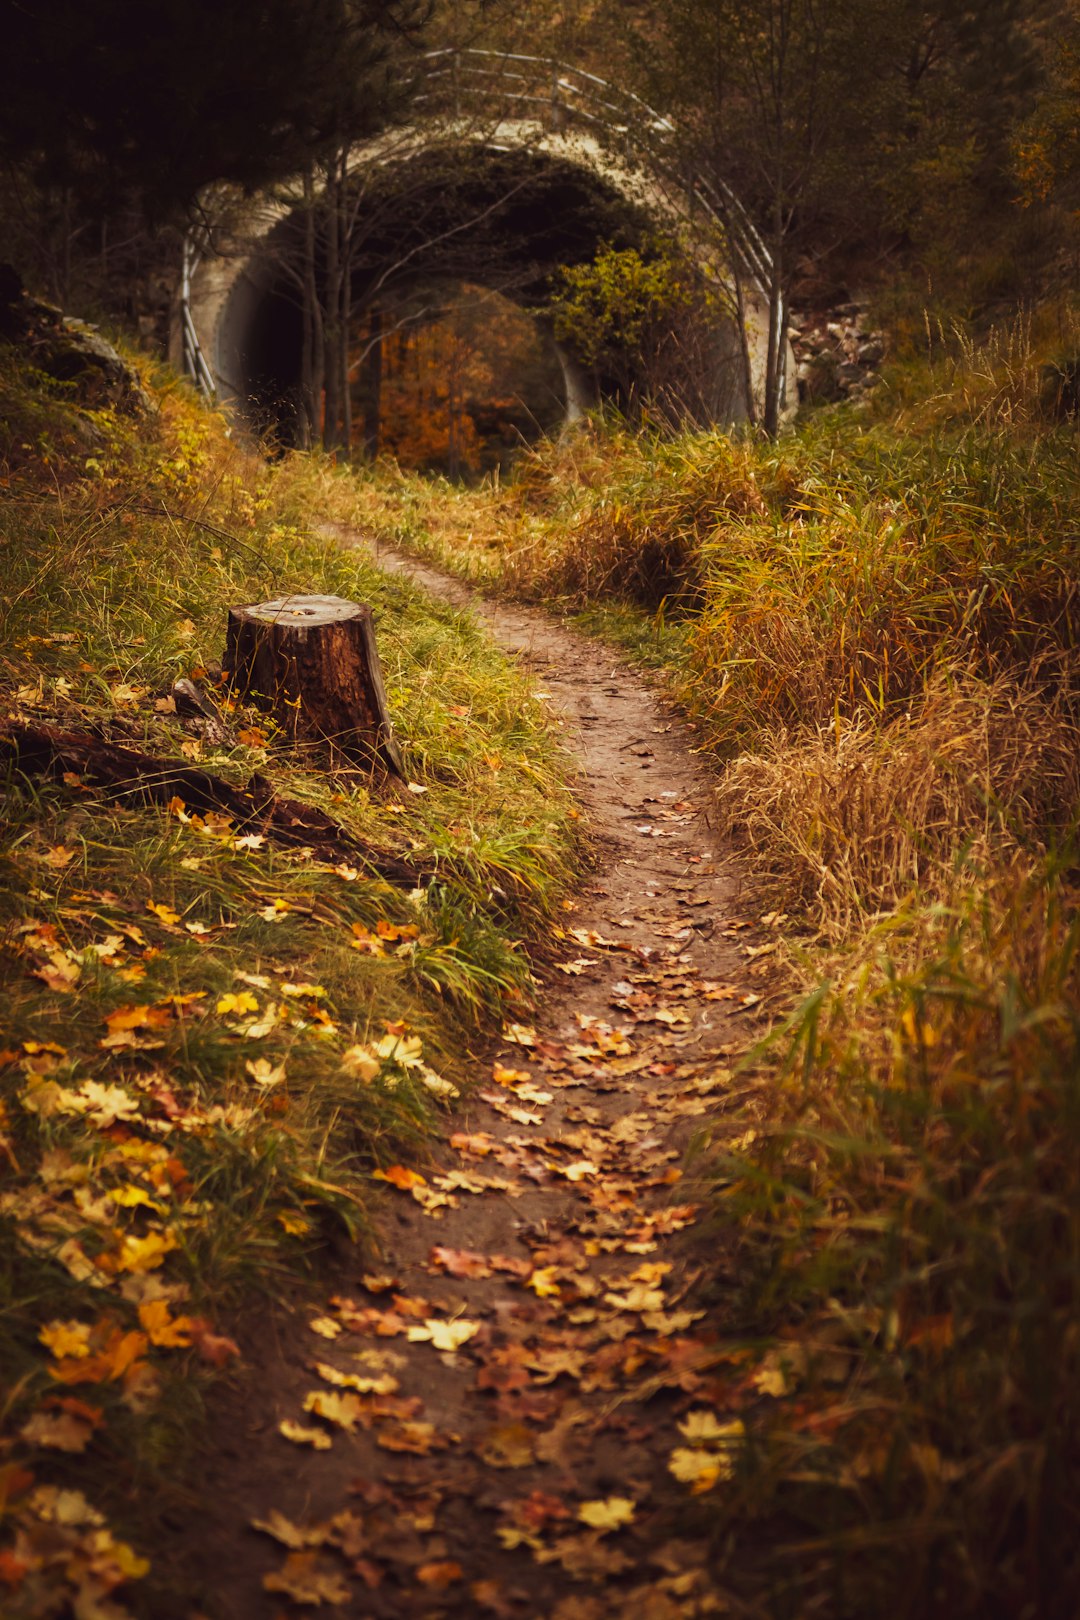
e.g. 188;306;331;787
188;535;776;1619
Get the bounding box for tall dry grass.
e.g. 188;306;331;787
343;313;1080;1615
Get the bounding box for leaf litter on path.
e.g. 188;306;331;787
181;541;781;1618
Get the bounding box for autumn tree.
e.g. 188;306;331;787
1013;2;1080;218
550;239;732;425
628;0;1051;430
628;0;882;434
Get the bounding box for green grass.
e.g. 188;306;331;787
0;347;579;1617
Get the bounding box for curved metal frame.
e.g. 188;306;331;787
180;48;780;402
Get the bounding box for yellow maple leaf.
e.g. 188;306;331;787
577;1497;636;1533
146;901;181;926
668;1447;725;1493
216;991;259;1017
251;1510;322;1549
302;1389;364;1430
406;1319;479;1352
314;1362;398;1395
109;1184;165;1214
279;1420;332;1450
40;845;76;869
677;1412;746;1447
245;1057;286;1088
308;1317;342;1339
528;1267;563;1298
39;1320;93;1360
115;1229;178;1273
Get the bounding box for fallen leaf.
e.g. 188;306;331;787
528;1267;563;1299
146;900;182;927
245;1057;286;1088
252;1510;325;1549
417;1560;463;1588
19;1407;98;1453
216;990;259;1017
137;1300;195;1348
476;1421;536;1469
115;1230;178;1273
373;1165;426;1190
375;1420;441;1455
189;1321;241;1366
667;1447;725;1493
279;1420;333;1450
577;1497;636;1533
309;1317;342;1340
406;1319;480;1352
263;1551;350;1606
39;1320;93;1360
314;1363;398;1396
429;1245;492;1279
302;1390;365;1432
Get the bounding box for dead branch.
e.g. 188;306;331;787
0;719;424;885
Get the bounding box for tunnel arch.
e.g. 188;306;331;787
182;116;792;444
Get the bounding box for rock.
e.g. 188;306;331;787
0;265;153;415
858;339;885;366
799;352;844;404
38;321;154;414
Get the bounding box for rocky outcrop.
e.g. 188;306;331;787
0;264;153;414
789;298;886;408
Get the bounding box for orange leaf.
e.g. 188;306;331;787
417;1561;463;1588
373;1165;426;1190
137;1299;196;1348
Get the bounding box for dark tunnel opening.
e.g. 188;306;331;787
216;145;690;464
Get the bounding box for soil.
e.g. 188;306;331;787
174;535;777;1619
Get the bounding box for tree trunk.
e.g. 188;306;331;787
225;594;405;776
763;228;785;438
323;163;341;451
339;150;353;454
363;306;383;458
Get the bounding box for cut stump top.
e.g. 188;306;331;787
234;595;365;629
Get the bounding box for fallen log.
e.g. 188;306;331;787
225;594;405;776
0;720;423;885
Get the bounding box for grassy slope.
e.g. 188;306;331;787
0;349;578;1617
344;323;1080;1617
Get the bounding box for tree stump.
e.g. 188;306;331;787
225;594;405;775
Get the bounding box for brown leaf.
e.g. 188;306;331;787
19;1406;99;1453
375;1420;443;1455
475;1421;536;1469
417;1560;463;1588
429;1244;492;1279
263;1551;350;1605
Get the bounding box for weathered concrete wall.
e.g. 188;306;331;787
180;121;795;434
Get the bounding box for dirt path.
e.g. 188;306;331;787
186;538;774;1619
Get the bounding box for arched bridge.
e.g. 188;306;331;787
176;50;793;441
